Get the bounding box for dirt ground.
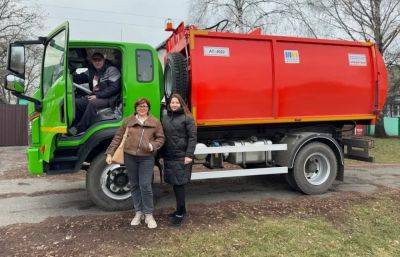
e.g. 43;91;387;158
0;146;400;257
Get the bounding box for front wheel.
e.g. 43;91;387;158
292;142;338;195
86;152;132;211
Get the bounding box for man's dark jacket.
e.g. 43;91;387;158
73;60;121;106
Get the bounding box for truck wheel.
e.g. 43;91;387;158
285;170;300;191
86;152;132;211
292;142;337;194
164;52;189;102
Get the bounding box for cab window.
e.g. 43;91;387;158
136;49;153;82
42;30;66;96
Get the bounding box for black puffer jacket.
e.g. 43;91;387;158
161;108;197;185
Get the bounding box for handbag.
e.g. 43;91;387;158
111;127;129;164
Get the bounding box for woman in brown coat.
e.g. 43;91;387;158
106;98;165;229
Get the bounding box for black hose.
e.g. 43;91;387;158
340;121;357;133
205;20;230;31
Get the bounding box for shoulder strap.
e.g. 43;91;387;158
122;126;129;139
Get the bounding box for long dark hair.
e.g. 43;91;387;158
169;93;192;116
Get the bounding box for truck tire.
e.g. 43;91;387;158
292;142;337;194
285;170;300;191
164;52;189;102
86;152;132;211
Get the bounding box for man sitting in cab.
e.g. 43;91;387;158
68;52;121;136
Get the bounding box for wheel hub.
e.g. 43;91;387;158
165;67;173;98
100;164;131;201
303;153;331;186
306;161;319;173
114;172;128;187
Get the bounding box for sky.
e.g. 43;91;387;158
27;0;191;47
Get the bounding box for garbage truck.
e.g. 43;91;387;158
3;21;387;210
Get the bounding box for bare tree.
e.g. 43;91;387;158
284;0;400;137
188;0;284;33
0;0;43;104
385;64;400;117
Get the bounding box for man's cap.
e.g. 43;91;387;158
91;52;105;60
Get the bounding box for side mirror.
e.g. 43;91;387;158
7;44;25;79
4;74;25;94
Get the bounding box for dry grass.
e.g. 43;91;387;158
136;193;400;257
346;137;400;164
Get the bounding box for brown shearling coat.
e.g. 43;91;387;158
106;114;165;157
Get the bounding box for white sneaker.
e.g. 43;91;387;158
130;211;143;226
144;214;157;229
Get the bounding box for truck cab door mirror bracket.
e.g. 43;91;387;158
12;92;42;112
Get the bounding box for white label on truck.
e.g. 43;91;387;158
203;46;230;57
348;54;367;66
284;50;300;64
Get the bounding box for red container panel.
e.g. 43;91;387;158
275;42;374;117
191;37;273;122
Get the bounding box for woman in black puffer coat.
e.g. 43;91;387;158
161;93;197;227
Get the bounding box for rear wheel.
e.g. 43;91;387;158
86;152;132;211
285;170;300;191
164;52;189;102
291;142;337;194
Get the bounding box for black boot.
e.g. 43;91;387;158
68;126;78;136
170;213;185;227
170;207;186;227
168;210;179;218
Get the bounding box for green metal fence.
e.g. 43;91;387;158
367;117;400;136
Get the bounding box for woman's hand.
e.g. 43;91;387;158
106;154;113;165
184;157;193;164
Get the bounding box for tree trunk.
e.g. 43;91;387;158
374;114;387;137
374;100;388;137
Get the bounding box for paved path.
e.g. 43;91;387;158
0;164;399;227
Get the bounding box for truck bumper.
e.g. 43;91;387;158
27;147;43;175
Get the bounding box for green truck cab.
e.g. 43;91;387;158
4;23;163;210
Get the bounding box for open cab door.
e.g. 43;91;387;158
3;22;72;174
37;22;73;171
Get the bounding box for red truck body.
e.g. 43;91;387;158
164;23;387;127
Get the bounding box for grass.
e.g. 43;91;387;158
346;137;400;164
369;137;400;163
134;194;400;257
